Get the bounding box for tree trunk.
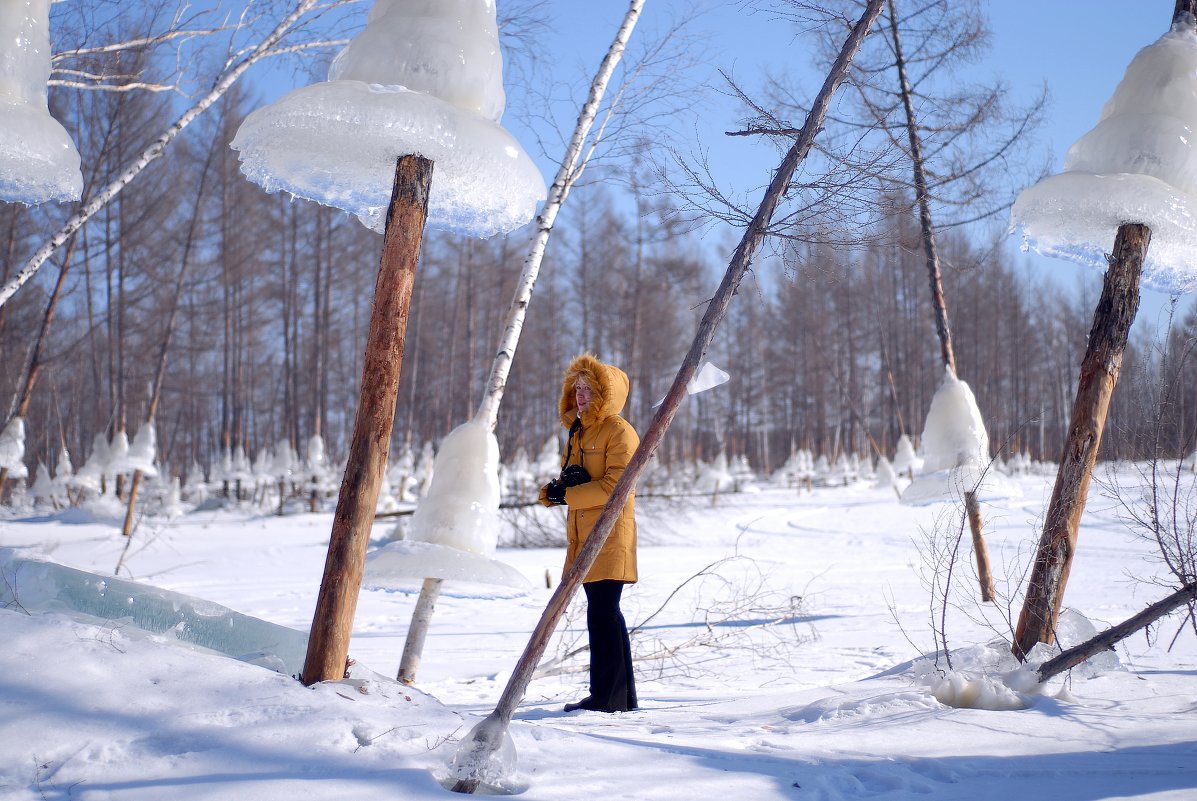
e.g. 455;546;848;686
301;154;432;687
450;0;885;789
888;0;998;602
1037;581;1197;683
1013;222;1148;660
121;135;218;537
0;234;80;490
887;0;955;375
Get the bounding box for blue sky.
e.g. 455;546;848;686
245;1;1190;333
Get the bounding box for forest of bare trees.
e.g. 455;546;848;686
2;0;1196;492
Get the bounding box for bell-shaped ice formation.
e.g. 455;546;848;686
364;419;531;591
901;369;1019;506
231;0;545;238
0;0;82;204
1011;20;1197;292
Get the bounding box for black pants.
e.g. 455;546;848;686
583;580;637;711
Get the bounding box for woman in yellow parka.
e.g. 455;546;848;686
539;353;638;713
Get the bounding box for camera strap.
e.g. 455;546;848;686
562;417;582;469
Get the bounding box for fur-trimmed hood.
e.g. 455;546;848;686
557;353;630;429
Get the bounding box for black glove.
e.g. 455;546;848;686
560;464;590;487
545;479;566;505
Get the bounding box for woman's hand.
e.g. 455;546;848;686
560;464;590;486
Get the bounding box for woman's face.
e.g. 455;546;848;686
574;378;593;413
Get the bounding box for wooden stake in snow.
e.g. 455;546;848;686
229;1;545;687
1013;222;1147;659
302;154;433;685
448;0;886;790
964;491;996;602
397;0;648;687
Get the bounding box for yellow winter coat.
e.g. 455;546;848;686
538;353;639;584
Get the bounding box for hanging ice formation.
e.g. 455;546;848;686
0;0;82;204
230;0;545;238
1011;18;1197;292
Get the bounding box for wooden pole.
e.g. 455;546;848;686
301;154;432;686
1013;222;1148;660
397;576;441;683
964;490;995;602
449;0;886;790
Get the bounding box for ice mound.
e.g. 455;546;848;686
1011;21;1197;292
365;540;530;589
910;611;1123;711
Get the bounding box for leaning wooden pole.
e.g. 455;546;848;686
1037;581;1197;683
1012;223;1148;660
301;154;432;686
449;0;885;791
964;491;995;602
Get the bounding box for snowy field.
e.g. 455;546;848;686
2;465;1195;801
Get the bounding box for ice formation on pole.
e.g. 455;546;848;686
230;0;545;238
125;426;158;477
106;430;130;478
0;416;28;479
1011;19;1197;292
901;369;1019;505
891;434;921;478
0;0;82;204
365;419;530;590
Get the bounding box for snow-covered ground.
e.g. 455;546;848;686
2;466;1195;800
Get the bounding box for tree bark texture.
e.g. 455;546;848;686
1013;222;1148;660
301;154;432;687
964;490;995;602
450;0;886;790
1037;581;1197;683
